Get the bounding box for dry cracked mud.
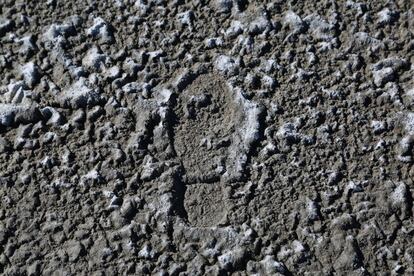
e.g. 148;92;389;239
0;0;414;275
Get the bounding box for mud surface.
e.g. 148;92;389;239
0;0;414;275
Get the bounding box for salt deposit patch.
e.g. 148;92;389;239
19;62;40;87
58;78;101;108
0;103;39;127
86;17;114;43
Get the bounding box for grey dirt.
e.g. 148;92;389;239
0;0;414;275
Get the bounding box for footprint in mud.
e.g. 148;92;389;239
174;73;240;184
173;73;238;226
183;183;229;227
173;73;262;227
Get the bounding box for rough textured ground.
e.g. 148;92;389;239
0;0;414;275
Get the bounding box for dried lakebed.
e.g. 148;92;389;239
0;0;414;275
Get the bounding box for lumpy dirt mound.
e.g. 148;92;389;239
1;0;414;275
